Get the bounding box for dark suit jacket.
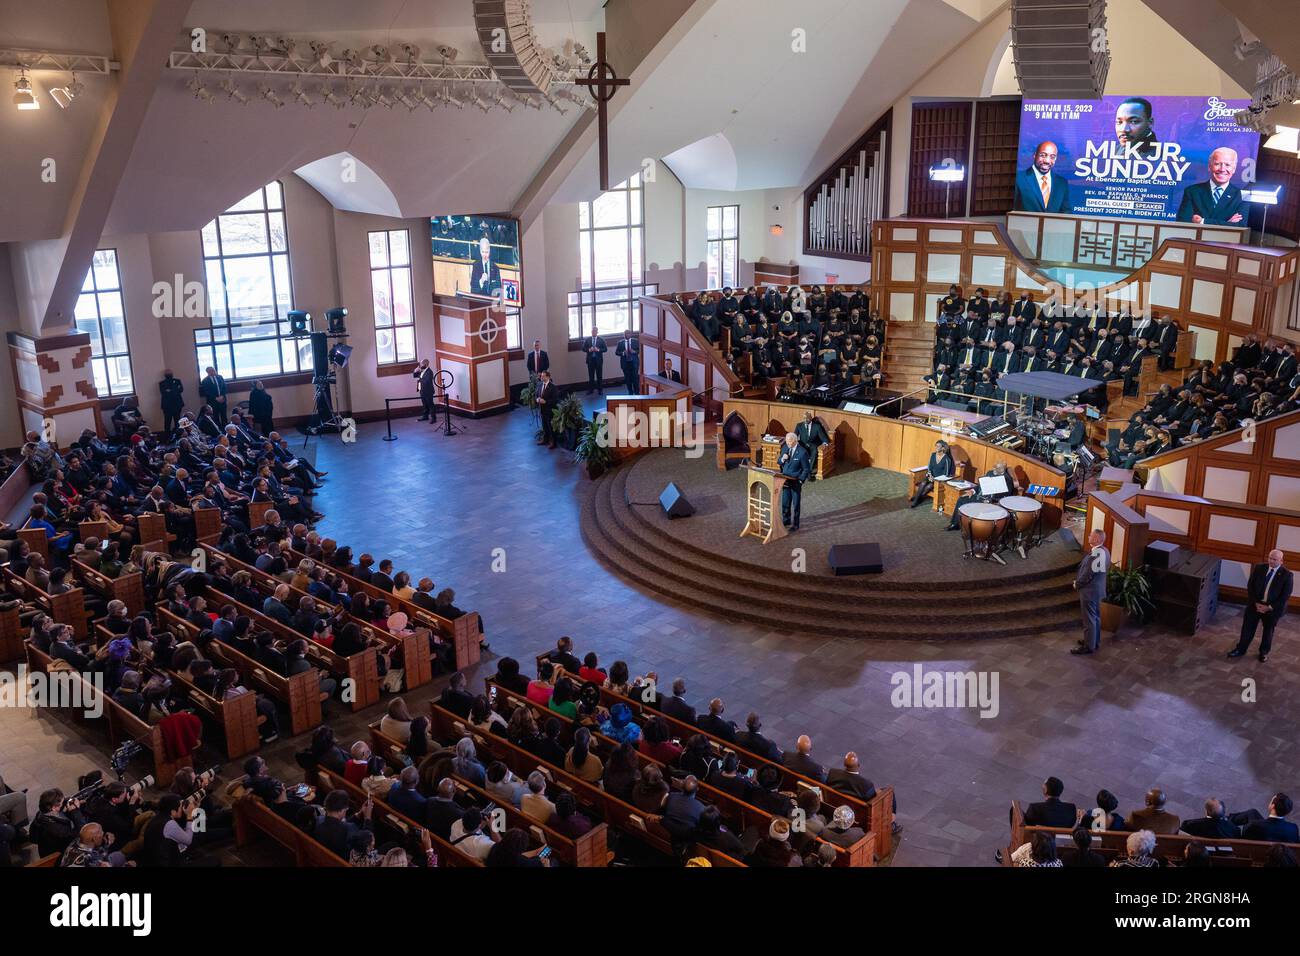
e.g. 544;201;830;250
1180;816;1238;839
1128;806;1181;835
414;366;435;397
469;256;502;295
782;751;827;782
1246;563;1293;622
1023;797;1077;828
1176;181;1244;225
1014;167;1071;213
526;349;550;374
660;695;696;724
826;768;876;800
386;784;428;820
1242;816;1300;844
580;336;607;366
199;374;227;404
734;730;781;761
662;368;682;383
315;814;371;859
696;713;736;742
615;337;640;369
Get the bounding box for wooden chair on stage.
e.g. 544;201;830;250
716;411;752;470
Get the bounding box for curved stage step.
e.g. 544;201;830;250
580;457;1083;639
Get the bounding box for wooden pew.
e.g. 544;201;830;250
200;543;400;706
2;566;90;639
17;526;49;562
157;604;322;737
23;640;190;786
282;543;477;674
89;618;262;761
0;602;21;663
363;721;610;867
310;765;484;867
78;520;109;542
1006;800;1296;867
246;500;273;530
136;512;175;554
536;661;895;863
25;852;62;867
479;682;873;865
193;506;222;545
72;558;144;616
232;794;349;866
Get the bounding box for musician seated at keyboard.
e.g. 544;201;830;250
1052;410;1086;449
947;462;1019;530
910;440;954;508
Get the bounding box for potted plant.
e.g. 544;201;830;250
1102;565;1154;632
517;381;536;410
573;417;615;479
550;393;585;451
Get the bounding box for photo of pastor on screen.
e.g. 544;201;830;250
1176;146;1245;225
1014;140;1071;212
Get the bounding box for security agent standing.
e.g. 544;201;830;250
158;370;185;436
413;358;436;421
582;328;608;395
1228;549;1293;663
795;410;830;479
615;330;640;395
535;371;559;449
1071;529;1110;655
777;432;813;532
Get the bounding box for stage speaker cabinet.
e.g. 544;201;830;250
659;483;695;519
828;543;883;576
1011;0;1110;99
1149;553;1221;634
310;331;331;377
1145;540;1187;570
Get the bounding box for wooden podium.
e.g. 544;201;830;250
740;466;789;544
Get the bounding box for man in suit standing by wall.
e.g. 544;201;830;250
199;366;229;428
581;328;607;395
615;330;640;395
535;371;558;449
413;358;435;422
158;370;184;437
1071;529;1109;655
1014;141;1071;213
1228;549;1292;662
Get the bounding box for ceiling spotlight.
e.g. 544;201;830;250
324;84;346;108
309;40;333;68
186;73;212;102
50;72;83;109
443;83;465;109
377;86;397;109
436;45;459;62
259;84;284;108
290;82;314;108
274;36;297;57
219;77;247;104
400;43;421;64
340;48;364;71
370;44;393;64
520;92;542;110
12;69;38;110
394;89;418;111
347;79;369;107
249;35;270;56
220;33;242;53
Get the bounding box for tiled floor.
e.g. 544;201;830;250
3;393;1298;866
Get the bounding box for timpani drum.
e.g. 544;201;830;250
1000;495;1042;558
958;502;1010;564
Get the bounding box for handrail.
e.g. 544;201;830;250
638;294;743;392
1137;406;1300;468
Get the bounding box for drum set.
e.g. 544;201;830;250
955;489;1043;565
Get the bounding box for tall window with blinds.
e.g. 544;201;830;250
368;229;415;365
195;181;308;380
76;249;134;396
707;205;739;289
568;174;658;339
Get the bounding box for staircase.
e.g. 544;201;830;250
1105;367;1187;432
883;322;935;397
580;456;1082;639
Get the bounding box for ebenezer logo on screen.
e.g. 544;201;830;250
1074;141;1190;183
49;887;152;936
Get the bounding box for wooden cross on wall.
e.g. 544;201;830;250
573;32;629;192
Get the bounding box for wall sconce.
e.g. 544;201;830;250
769;224;784;236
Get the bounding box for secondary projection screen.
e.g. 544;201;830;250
430;215;523;307
1013;95;1260;224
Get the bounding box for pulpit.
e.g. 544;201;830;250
740;466;788;544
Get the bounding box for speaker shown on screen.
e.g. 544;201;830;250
659;483;695;519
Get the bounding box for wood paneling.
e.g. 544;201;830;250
970;99;1021;216
907;102;973;219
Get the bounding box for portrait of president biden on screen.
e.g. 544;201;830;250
1176;147;1245;225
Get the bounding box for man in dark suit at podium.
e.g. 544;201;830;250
469;237;502;297
1014;141;1071;213
581;328;607;394
777;432;813;531
412;358;435;421
1228;549;1292;662
1177;147;1245;225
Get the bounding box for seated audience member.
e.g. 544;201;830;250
1011;831;1062;868
782;735;828;781
564;727;604;783
735;712;783;761
485;827;550;868
638;716;683;765
696;698;736;742
1128;788;1181;835
1022;776;1078;828
821;804;866;849
1110;829;1160;867
748;818;802;867
490;657;530;696
1182;842;1212;868
1079;789;1123;831
1067;827;1107;867
448;808;497;862
1242;793;1299;843
438;671;475;718
548;792;593;839
1179;798;1238;839
381;697;414;744
386;767;428;820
